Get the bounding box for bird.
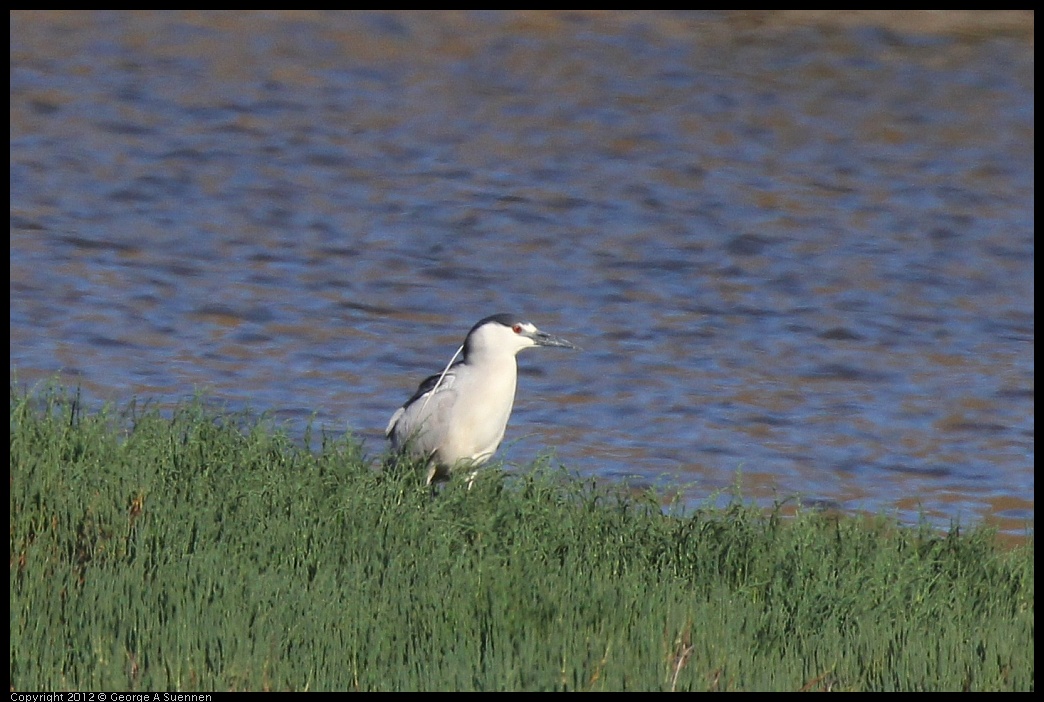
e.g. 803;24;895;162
386;313;577;485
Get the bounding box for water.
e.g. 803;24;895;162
10;11;1033;537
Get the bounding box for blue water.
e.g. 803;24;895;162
10;11;1033;536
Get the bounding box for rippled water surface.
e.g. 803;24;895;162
10;11;1034;536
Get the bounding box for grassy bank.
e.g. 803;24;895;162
9;386;1033;691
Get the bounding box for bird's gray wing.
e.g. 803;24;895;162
385;366;460;440
402;369;449;409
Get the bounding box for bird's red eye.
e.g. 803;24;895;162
513;324;522;333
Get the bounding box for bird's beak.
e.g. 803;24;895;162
529;329;579;350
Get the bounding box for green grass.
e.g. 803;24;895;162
9;385;1034;691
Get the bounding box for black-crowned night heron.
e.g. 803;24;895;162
386;313;577;484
